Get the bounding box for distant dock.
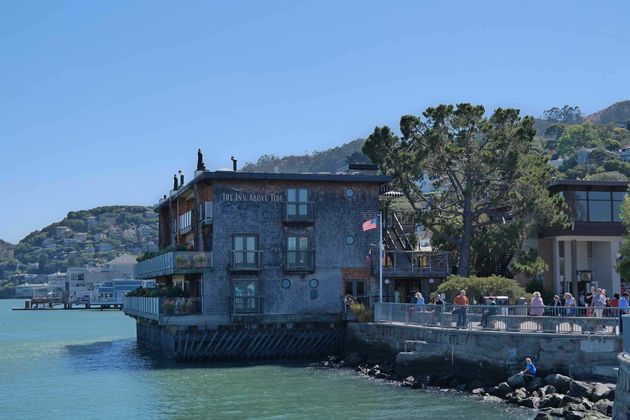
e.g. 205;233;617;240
13;297;123;311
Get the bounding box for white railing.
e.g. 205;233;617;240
134;251;212;279
123;297;160;321
375;302;624;335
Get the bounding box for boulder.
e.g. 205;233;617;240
592;399;613;416
526;376;545;392
518;396;540;409
471;387;485;395
561;395;583;406
487;382;512;399
482;395;504;403
590;383;613;402
568;381;595;400
539;393;564;409
535;407;565;419
401;376;420;388
468;380;484;391
540;385;557;396
563;410;586;420
545;373;573;394
507;373;526;389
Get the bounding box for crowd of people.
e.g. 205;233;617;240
410;286;629;332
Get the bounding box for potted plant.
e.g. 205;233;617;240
176;255;190;268
192;253;208;268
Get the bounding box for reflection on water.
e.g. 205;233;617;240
0;300;534;419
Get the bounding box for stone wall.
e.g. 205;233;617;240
345;323;622;384
613;353;630;419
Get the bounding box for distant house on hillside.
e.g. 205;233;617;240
55;226;71;239
619;146;630;163
98;243;114;252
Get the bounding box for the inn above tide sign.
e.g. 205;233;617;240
220;192;285;203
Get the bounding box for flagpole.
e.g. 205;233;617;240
379;212;383;303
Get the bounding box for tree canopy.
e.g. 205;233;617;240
363;103;569;276
542;105;584;125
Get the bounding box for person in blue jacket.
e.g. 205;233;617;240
520;357;536;377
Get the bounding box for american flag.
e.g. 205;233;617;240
362;217;377;231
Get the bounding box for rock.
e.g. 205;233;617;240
507;373;526;389
535;408;565;419
401;376;423;389
539;393;563;409
563;410;586;420
527;376;545;392
540;384;557;395
545;373;573;394
606;388;615;401
468;380;484;391
518;396;540;409
590;383;612;402
568;381;595;400
483;395;504;403
507;388;528;404
472;387;485;395
488;382;512;399
592;399;613;416
531;390;540;398
562;395;583;406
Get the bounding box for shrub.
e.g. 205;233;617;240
435;275;527;304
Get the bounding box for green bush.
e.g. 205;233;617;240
435;275;527;304
349;302;373;322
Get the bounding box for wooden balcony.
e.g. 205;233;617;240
134;251;212;279
282;202;315;225
372;249;450;277
229;250;263;272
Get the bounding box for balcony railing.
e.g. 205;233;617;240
200;201;213;225
123;296;201;320
229;250;262;272
134;251;213;279
229;296;262;318
283;201;315;224
372;249;450;277
284;250;315;272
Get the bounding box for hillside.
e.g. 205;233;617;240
4;206;158;278
587;101;630;125
241;138;370;173
0;240;14;260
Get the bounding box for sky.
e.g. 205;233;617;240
1;0;629;243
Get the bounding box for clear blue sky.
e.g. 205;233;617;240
1;1;629;243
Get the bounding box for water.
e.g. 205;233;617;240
0;300;533;419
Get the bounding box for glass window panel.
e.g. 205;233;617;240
288;237;297;250
234;236;243;250
567;200;588;221
287;189;296;202
299;237;309;250
588;200;612;222
589;191;611;200
246;236;256;250
613;192;626;201
565;191;587;200
345;281;353;295
356;281;365;296
298;189;308;202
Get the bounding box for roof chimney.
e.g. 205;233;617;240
231;156;237;172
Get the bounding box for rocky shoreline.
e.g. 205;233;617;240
314;354;615;419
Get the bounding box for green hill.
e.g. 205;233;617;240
0;240;14;261
241;138;370;173
587;100;630;125
4;206;158;277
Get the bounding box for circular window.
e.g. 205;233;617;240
309;278;319;289
281;279;291;289
345;235;354;245
345;188;354;198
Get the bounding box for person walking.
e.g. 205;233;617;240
564;292;576;317
480;296;497;328
453;290;469;328
593;288;606;318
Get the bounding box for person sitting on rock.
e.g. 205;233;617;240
520;357;536;377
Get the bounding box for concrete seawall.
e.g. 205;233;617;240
345;322;622;383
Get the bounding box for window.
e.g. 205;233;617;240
233;235;259;268
588;191;612;222
287;235;311;268
287;188;309;217
233;280;257;312
178;210;192;233
564;190;627;223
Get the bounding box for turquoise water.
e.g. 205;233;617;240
0;300;533;419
